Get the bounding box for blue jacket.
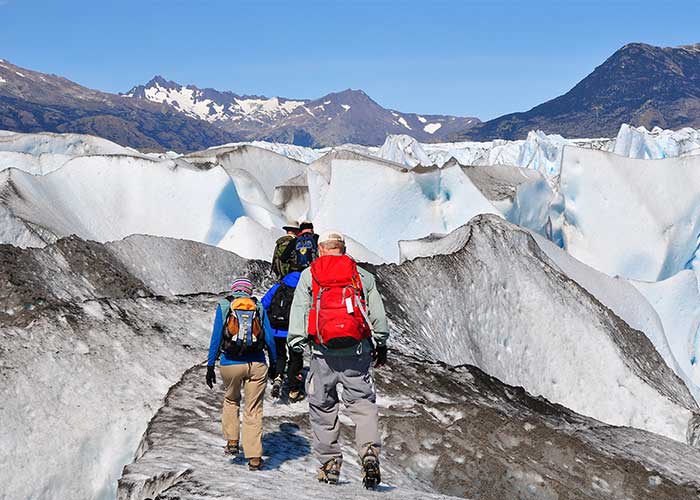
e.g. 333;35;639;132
261;272;301;338
207;292;277;366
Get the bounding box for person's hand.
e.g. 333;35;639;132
373;345;388;368
206;365;216;389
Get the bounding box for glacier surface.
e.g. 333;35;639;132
4;124;700;499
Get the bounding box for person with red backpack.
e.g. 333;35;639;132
287;231;389;489
261;270;306;402
205;277;276;471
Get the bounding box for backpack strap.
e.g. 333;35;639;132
351;266;374;338
310;273;321;344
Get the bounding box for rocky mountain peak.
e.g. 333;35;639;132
460;42;700;141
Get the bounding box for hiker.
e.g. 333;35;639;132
280;221;319;272
272;222;300;279
205;277;276;471
287;231;389;488
261;270;306;403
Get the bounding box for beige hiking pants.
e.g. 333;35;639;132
220;362;268;458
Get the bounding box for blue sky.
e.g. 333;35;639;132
1;0;698;120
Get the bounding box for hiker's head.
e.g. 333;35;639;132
230;277;254;296
299;221;314;234
318;231;346;256
282;222;300;236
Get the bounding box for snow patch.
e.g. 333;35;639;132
424;123;442;134
398;117;412;130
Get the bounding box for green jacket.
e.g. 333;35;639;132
287;260;389;356
272;235;294;278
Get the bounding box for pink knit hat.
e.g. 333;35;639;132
230;277;253;295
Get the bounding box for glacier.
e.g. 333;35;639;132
559;147;700;282
4;123;700;499
0;235;268;500
306;150;500;262
0;155;241;248
213;123;698;179
118;357;700;500
385;215;698;442
5;227;700;500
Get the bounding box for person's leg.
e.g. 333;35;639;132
241;362;268;459
274;337;288;378
307;354;342;464
288;349;305;394
220;364;246;443
338;350;380;458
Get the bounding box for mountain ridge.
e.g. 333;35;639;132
458;42;700;141
123;76;480;146
0;59;239;152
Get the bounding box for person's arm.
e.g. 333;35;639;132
207;304;225;366
360;269;389;346
260;306;277;363
287;269;312;352
261;284;278;311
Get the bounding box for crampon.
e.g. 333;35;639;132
317;458;341;484
361;452;381;489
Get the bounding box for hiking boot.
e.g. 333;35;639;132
248;457;264;471
361;448;381;489
223;440;239;456
317;458;341;484
271;375;283;398
288;389;306;403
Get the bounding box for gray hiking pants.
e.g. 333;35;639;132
306;349;380;464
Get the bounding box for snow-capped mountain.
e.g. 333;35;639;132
124;76;306;128
0;60;237;152
124;76;480;146
462;42;700;141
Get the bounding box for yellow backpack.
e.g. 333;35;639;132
219;297;264;357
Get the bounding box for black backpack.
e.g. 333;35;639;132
294;233;318;269
267;283;296;330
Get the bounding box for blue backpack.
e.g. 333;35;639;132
294;233;318;269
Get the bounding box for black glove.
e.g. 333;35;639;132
206;365;216;389
373;345;388;368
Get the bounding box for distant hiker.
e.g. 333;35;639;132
287;231;389;488
272;222;300;279
280;221;319;272
261;270;306;403
205;277;276;471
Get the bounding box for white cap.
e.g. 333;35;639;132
318;230;345;244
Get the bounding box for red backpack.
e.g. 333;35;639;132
308;255;372;348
